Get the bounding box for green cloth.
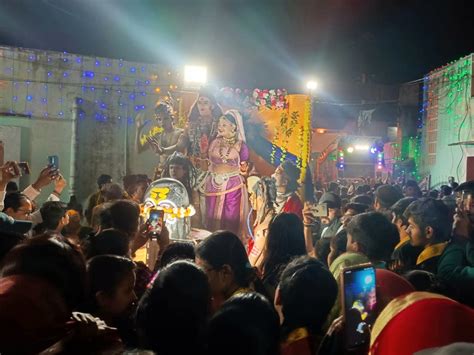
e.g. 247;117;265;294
437;240;474;283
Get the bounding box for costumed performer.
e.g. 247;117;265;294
204;110;249;240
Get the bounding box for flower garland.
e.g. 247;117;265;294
141;204;196;220
252;89;288;110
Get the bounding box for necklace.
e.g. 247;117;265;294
223;135;236;145
218;138;235;163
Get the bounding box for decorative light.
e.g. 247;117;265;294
184;65;207;86
355;144;369;151
347;146;354;153
306;80;318;91
316;128;326;134
83;71;95;78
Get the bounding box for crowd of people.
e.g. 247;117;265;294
1;152;474;354
1;90;474;354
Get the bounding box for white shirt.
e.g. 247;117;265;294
0;185;61;226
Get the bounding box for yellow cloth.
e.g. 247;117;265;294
284;327;309;346
394;235;410;251
416;242;448;265
231;287;252;297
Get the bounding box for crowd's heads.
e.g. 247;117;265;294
328;182;340;194
159;241;195;268
102;200;140;238
102;183;126;202
351;194;374;207
277;256;337;335
84;228;130;259
440;185;452;197
404;180;422;198
346;212;399;263
328;230;348;267
319;192;342;210
355;184;371;195
2;192;32;221
97;174;112;189
206;292;280;355
341;202;370;227
62;209;82;237
263;213;306;274
137;260;210;355
5;181;19;193
40;201;68;231
86;255;136;318
0;231;25;265
1;237;86;310
273;161;300;193
123;175;149;203
390;197;417;238
196;231;254;299
374;185;403;210
454;180;474;215
403;270;449;293
404;198;452;247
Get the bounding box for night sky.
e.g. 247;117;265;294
0;0;472;90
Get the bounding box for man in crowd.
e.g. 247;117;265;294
405;198;474;303
374;184;403;214
318;192;342;239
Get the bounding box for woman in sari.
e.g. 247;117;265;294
204;110;249;237
248;176;277;269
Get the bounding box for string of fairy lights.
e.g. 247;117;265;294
0;47;178;121
414;54;472;181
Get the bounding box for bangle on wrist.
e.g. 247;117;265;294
53;190;61;196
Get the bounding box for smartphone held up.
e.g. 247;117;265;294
147;208;164;237
341;264;377;350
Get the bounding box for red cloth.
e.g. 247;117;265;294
370;292;474;355
282;194;303;220
375;269;415;313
